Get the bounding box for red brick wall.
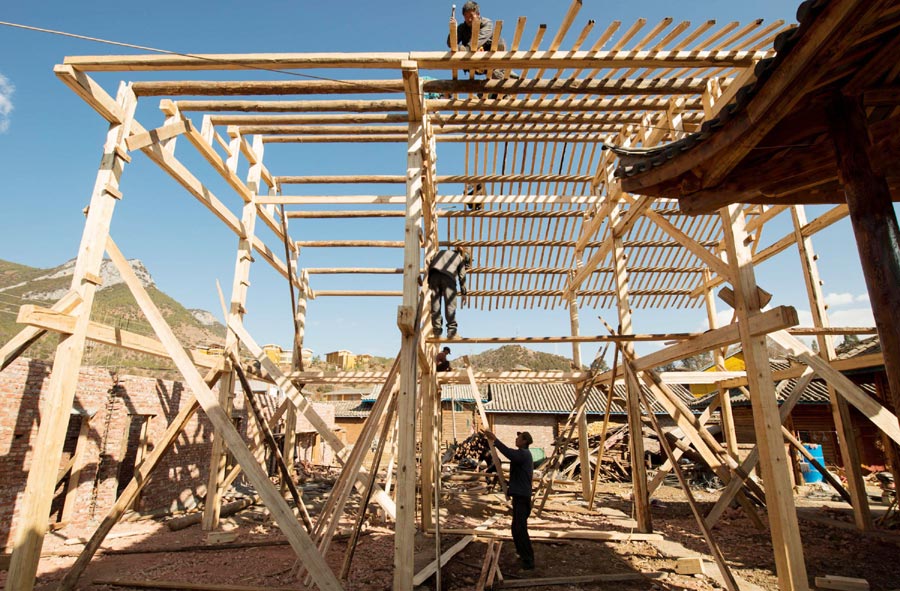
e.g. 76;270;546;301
0;358;250;551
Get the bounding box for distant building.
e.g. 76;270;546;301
326;350;357;370
356;354;373;368
262;344;283;365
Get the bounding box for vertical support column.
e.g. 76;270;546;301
703;270;737;460
6;83;137;591
420;368;437;531
610;207;652;532
281;405;297;496
203;134;263;530
61;415;93;522
394;121;424;591
568;290;592;502
721;204;808;591
827;93;900;490
791;204;871;529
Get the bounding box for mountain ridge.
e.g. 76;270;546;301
0;258;225;377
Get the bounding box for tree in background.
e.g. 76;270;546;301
680;351;713;371
835;334;861;356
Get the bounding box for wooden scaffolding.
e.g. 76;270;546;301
3;1;900;590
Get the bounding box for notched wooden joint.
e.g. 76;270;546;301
83;272;104;286
114;145;132;163
103;185;123;200
397;305;416;336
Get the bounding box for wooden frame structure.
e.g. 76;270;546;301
3;2;899;591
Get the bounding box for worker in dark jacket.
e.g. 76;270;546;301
447;1;507;80
436;346;452;371
428;246;470;339
483;429;535;570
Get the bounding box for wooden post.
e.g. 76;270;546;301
104;237;343;590
421;366;437;531
281;404;297;497
720;204;808;591
394;120;424;591
827;93;900;489
5;83;136;591
703;270;738;460
203;134;262;530
610;206;651;532
61;414;92;522
791;204;871;529
568;290;592;502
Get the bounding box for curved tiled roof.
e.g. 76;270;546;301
612;0;820;181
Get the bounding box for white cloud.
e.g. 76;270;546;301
828;307;875;328
855;292;870;303
824;292;855;307
0;73;13;133
694;309;736;332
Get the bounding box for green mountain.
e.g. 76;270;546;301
465;344;579;371
0;258;225;377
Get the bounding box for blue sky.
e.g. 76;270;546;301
0;0;887;364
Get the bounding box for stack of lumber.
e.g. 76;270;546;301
558;425;661;482
449;432;493;468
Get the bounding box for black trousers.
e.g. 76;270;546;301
510;495;534;567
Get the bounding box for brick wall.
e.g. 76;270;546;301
0;357;251;551
490;413;558;455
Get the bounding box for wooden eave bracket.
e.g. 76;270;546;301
397;304;416;336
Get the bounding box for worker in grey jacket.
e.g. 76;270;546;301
428;246;469;339
483;429;535;570
447;1;507;80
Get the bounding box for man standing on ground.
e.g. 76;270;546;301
428;246;470;339
483;430;535;570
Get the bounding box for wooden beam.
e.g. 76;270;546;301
103;237;343;591
720;204;808;591
64;49;770;72
610;205;651;532
16;304;220;369
5;84;137;591
827;91;900;467
0;291;81;371
704;368;815;529
57;372;220;591
464;359;508;494
791;205;871;530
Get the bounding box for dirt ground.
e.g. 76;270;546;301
3;480;899;591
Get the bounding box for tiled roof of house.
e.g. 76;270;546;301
486;382;696;416
439;384;489;403
325;400;371;418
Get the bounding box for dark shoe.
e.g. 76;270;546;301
447;330;457;339
433;328;442;338
522;561;535;571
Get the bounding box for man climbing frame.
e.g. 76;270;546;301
483;429;535;570
428;246;470;339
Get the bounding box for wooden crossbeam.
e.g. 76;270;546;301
64;49;771;72
0;290;81;371
16;304;220;370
